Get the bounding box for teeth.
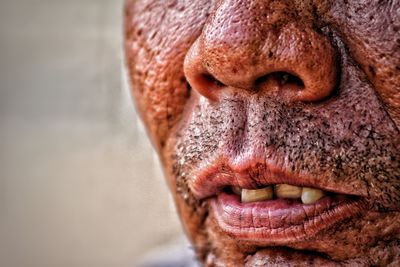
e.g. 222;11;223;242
241;187;273;203
232;186;242;195
301;187;325;204
274;184;302;199
235;184;327;204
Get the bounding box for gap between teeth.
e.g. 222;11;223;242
233;184;326;205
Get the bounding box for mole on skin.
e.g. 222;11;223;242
125;0;400;266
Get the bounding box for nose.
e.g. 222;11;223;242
184;0;337;102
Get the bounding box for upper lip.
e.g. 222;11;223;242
189;156;368;199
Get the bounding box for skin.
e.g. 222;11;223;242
124;0;400;266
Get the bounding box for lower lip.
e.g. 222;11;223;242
210;192;362;244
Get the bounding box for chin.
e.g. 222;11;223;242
171;181;400;266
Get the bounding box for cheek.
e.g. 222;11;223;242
324;0;400;126
125;0;211;149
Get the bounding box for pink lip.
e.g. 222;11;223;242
189;158;367;243
211;192;363;244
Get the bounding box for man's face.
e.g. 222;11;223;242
125;0;400;265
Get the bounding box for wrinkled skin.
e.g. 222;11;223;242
124;0;400;266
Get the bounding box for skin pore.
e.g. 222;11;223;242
125;0;400;266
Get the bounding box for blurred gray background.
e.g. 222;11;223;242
0;0;184;266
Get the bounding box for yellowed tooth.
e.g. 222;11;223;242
232;186;242;195
241;187;273;203
301;187;325;204
274;184;302;199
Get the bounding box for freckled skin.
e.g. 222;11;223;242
125;0;400;266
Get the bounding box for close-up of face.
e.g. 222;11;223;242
125;0;399;266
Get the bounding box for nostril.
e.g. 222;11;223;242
275;72;304;89
188;73;226;100
197;73;226;93
255;71;304;92
202;73;225;88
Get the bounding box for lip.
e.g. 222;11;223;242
189;158;367;244
211;192;363;244
190;159;368;199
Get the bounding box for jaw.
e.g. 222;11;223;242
164;134;400;266
170;184;400;266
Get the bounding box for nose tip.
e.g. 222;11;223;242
183;5;337;102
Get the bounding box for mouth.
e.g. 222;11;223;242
189;161;366;244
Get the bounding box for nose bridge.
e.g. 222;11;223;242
184;0;337;102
